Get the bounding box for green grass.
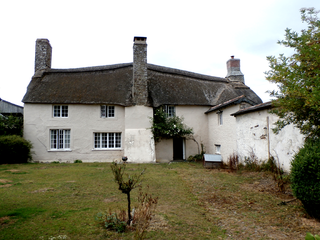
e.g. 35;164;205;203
0;162;317;239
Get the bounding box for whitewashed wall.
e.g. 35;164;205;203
235;110;305;172
24;103;125;162
207;104;239;161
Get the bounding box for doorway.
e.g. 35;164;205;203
173;138;185;160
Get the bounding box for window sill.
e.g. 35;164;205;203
92;148;123;151
48;149;72;152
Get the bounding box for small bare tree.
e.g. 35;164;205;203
110;161;145;225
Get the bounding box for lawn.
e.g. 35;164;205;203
0;162;319;239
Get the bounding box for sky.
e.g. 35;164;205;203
1;0;319;106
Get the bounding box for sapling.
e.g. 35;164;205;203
110;161;145;224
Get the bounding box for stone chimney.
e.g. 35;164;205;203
226;56;244;83
35;39;52;72
133;36;148;105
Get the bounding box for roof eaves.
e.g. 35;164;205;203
231;101;272;116
205;95;247;114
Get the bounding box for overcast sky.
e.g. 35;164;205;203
1;0;319;106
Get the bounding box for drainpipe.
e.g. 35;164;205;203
267;116;270;160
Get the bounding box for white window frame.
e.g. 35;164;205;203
215;144;221;154
53;105;68;118
101;105;115;118
164;105;175;117
94;132;121;149
50;129;71;150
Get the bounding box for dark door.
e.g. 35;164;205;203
173;138;184;160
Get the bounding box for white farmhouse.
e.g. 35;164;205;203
23;37;303;167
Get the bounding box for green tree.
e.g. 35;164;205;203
265;8;320;139
0;115;23;136
150;108;193;142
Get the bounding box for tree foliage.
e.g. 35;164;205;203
0;115;23;136
150;108;193;142
265;8;320;139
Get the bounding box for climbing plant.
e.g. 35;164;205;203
150;107;193;142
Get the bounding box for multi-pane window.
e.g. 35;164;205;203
53;105;68;117
101;105;115;118
94;133;121;149
164;105;175;117
50;129;70;150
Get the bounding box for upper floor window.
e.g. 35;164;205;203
101;105;115;118
164;105;175;117
217;111;223;125
53;105;68;118
50;129;70;150
94;132;121;149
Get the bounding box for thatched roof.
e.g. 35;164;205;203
22;63;262;107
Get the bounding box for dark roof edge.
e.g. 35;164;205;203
43;63;133;74
205;95;255;113
231;101;272;116
0;99;24;108
147;64;228;82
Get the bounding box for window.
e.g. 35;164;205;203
215;144;221;154
164;105;175;117
50;129;70;150
101;105;115;118
94;133;121;149
53;105;68;118
217;111;223;125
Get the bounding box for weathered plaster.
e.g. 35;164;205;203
24;103;125;162
207;104;239;161
124;105;155;163
235;110;305;172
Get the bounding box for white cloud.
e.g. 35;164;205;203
0;0;319;105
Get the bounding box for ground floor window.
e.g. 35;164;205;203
50;129;70;150
215;144;221;154
94;133;121;149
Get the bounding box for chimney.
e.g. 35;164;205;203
226;56;244;83
35;39;52;72
133;36;148;105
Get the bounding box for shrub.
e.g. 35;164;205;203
227;153;239;172
133;187;158;239
0;135;32;164
291;138;320;219
0;115;23;136
95;210;127;233
74;160;82;163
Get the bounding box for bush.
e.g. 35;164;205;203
291;138;320;219
0;115;23;136
0;135;32;164
95;210;127;233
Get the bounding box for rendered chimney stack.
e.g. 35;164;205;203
226;56;244;83
133;36;148;105
35;39;52;72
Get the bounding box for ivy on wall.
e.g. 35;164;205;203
150;108;193;142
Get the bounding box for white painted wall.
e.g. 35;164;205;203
24;103;125;162
124;106;155;163
235;110;305;172
155;139;173;162
177;106;209;158
207;104;239;161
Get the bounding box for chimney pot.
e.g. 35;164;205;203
226;57;244;83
